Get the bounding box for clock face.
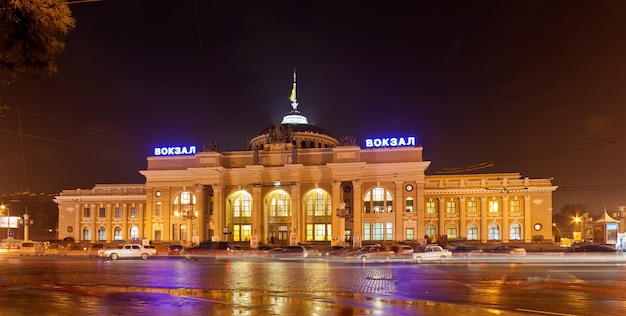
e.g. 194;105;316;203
534;223;542;231
155;191;162;197
405;184;414;192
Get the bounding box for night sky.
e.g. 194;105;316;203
0;1;624;217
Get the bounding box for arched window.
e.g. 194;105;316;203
446;224;458;239
130;226;139;240
230;191;252;218
425;224;437;238
97;226;106;241
488;223;500;240
304;189;331;217
364;187;393;213
303;189;332;242
467;223;479;240
113;227;123;241
267;190;291;217
172;191;197;217
510;222;522;240
82;227;91;241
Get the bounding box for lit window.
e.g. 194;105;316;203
232;191;252;218
488;223;500;240
363;223;371;241
467;223;479;240
114;227;122;240
426;201;436;214
488;200;499;213
268;190;291;217
406;228;415;240
304;189;331;217
372;222;384;240
364;187;393;213
97;227;106;241
467;200;478;213
510;223;522;240
385;222;393;241
510;199;520;213
446;224;457;239
130;207;138;218
446;201;456;214
130;226;139;239
425;224;437;237
82;227;91;241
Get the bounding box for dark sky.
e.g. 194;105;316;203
0;0;624;217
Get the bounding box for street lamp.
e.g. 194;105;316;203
181;209;198;244
574;216;581;241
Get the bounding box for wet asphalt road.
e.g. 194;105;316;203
0;254;625;315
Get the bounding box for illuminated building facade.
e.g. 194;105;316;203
55;73;557;246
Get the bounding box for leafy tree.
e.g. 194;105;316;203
0;0;75;85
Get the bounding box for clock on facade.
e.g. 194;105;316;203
155;191;162;197
405;184;414;192
534;223;542;231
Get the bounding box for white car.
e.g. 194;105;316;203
411;245;452;263
99;244;157;260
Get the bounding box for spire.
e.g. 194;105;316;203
289;68;298;110
281;68;308;125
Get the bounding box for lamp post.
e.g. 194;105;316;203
574;216;581;242
181;208;198;245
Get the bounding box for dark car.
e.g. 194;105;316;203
483;245;526;255
569;244;619;253
180;241;241;260
451;245;483;256
167;244;184;256
321;245;349;256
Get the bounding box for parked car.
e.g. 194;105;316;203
305;246;321;257
44;243;67;256
391;245;414;255
451;245;483;256
180;241;241;260
321;245;350;256
347;244;394;263
269;245;309;258
20;241;43;256
483;245;526;255
411;245;452;263
167;244;184;256
99;243;157;260
568;244;620;253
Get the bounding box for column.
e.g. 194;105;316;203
416;182;425;243
394;181;403;241
138;203;145;240
502;196;509;243
90;203;96;242
194;184;205;242
480;197;487;243
352;180;362;247
74;203;80;241
252;185;262;244
331;180;343;246
438;198;445;237
290;183;301;245
212;184;225;241
122;203;128;240
106;203;112;242
459;197;466;239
